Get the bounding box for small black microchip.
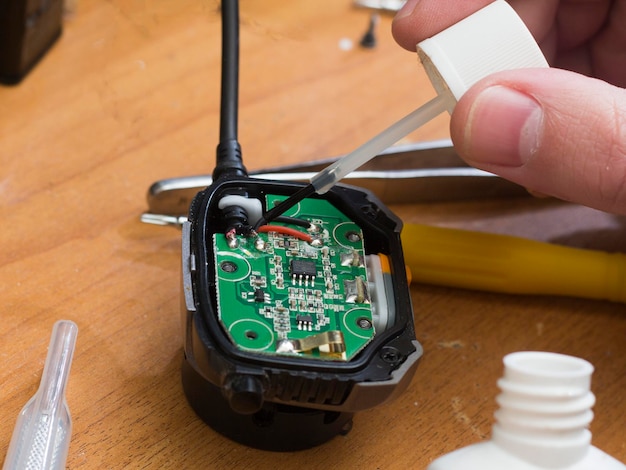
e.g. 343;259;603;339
254;288;265;302
290;259;317;278
296;314;313;331
296;314;313;324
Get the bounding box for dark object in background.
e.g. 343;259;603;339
0;0;64;85
359;13;379;49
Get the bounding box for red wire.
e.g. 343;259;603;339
258;225;313;243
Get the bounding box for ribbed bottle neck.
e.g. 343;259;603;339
492;352;595;468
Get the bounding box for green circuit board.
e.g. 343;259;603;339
213;195;375;361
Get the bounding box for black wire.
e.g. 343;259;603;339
274;216;311;229
254;183;316;229
213;0;247;181
213;1;311;224
219;0;238;144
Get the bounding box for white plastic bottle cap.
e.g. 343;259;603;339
417;0;548;113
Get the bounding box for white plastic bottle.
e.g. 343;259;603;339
427;351;626;470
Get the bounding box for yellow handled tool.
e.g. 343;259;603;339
401;223;626;303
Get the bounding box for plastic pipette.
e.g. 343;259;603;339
260;0;548;224
310;95;451;194
3;320;78;470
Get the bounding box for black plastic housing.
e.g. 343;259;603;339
0;0;63;84
181;177;422;450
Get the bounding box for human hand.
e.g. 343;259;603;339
392;0;626;214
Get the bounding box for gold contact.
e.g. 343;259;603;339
276;331;346;356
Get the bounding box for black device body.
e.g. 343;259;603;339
181;177;421;451
0;0;63;84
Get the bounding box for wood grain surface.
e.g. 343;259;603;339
1;1;624;469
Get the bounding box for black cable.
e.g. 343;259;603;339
213;0;247;181
274;216;311;229
254;183;316;229
219;0;238;145
212;1;312;226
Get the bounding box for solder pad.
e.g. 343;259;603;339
213;195;375;361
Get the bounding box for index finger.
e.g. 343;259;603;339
392;0;558;51
391;0;492;50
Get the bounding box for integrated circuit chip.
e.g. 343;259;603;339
254;288;265;303
290;258;317;285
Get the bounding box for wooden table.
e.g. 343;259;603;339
1;1;624;468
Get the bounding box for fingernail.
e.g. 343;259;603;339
394;0;421;20
464;85;543;167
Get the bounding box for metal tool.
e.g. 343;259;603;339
141;139;529;226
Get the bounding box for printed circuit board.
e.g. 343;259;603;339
213;195;376;361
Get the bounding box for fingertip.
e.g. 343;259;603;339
454;84;544;168
392;0;494;51
391;1;422;51
394;0;421;21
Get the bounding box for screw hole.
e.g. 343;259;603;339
356;317;372;330
221;261;238;273
345;231;361;242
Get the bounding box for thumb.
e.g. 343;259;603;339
451;68;626;214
